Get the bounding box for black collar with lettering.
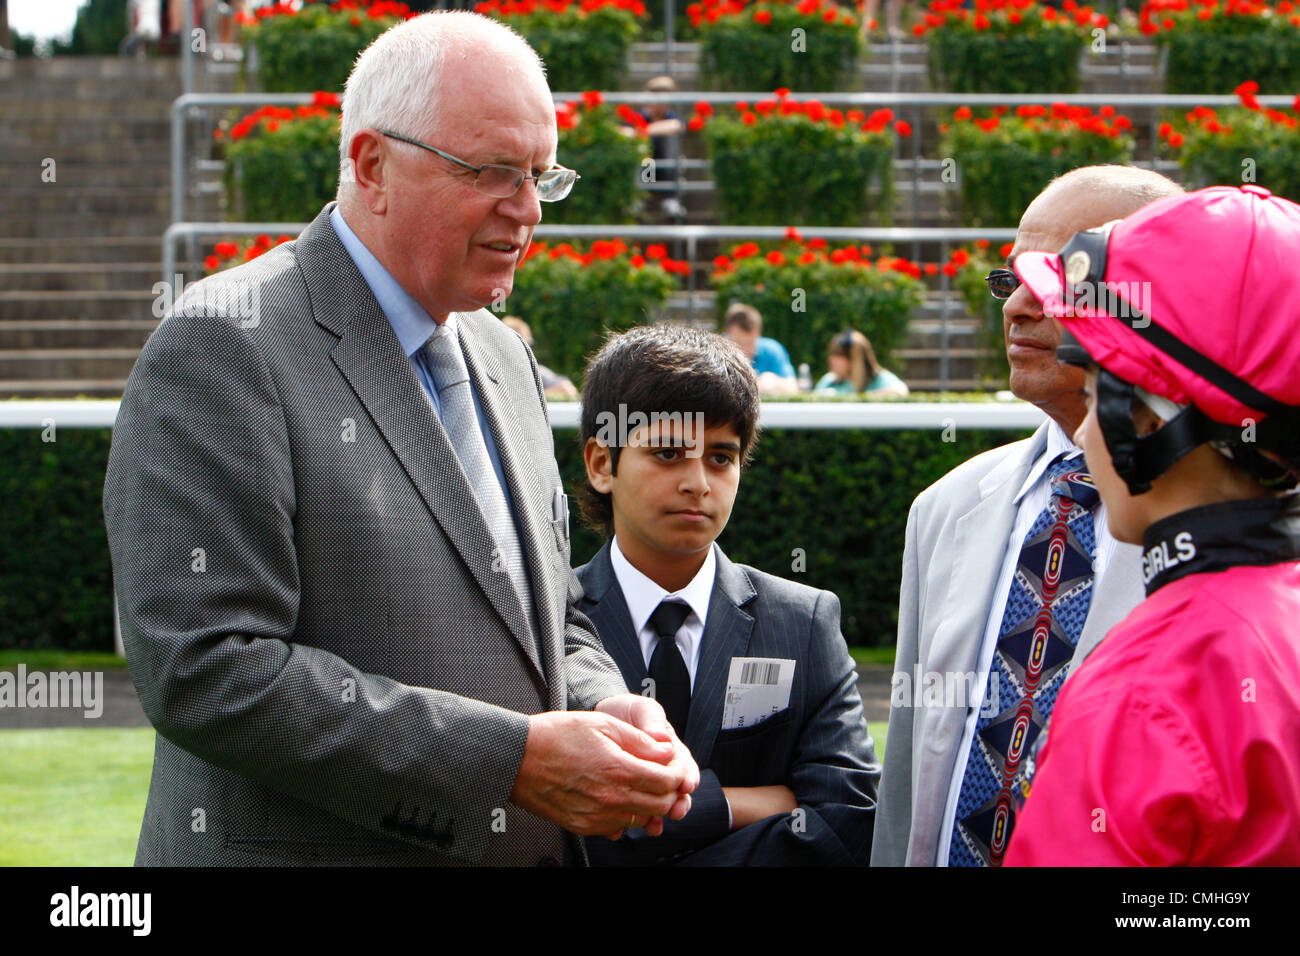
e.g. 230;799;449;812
1141;493;1300;596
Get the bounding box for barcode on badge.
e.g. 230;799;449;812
739;660;782;685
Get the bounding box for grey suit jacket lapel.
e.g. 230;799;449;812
295;207;544;684
458;312;563;697
685;550;756;770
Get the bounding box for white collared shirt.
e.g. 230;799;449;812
609;536;717;691
936;418;1118;865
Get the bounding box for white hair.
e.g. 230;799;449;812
337;11;547;193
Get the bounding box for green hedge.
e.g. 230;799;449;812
242;4;402;94
704;111;895;226
1162;30;1300;95
505;241;681;381
548;101;650;225
697;10;863;92
0;429;115;651
941;109;1134;227
223;111;341;223
1;425;1026;650
927;29;1084;94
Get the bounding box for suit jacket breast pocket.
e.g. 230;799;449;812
709;707;797;789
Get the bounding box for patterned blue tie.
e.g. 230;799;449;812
949;454;1099;866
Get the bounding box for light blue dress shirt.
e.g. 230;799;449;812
329;204;515;511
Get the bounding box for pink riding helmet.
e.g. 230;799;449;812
1014;184;1300;492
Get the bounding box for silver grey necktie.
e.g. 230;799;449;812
423;326;536;639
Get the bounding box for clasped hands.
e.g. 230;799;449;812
509;693;700;839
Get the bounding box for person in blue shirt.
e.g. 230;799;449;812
721;302;799;395
815;329;909;397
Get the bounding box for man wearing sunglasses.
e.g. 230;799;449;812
872;165;1180;866
105;11;698;867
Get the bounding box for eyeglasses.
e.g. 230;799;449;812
379;130;580;202
985;268;1021;300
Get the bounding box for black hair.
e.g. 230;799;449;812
577;324;761;536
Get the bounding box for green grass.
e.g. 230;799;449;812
868;721;887;758
0;728;153;866
0;650;129;672
850;645;897;668
0;719;889;865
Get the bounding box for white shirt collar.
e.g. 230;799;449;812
609;535;716;636
1014;416;1084;505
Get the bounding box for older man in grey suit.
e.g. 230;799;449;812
872;166;1182;867
103;12;696;866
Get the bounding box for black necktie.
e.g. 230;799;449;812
648;600;692;739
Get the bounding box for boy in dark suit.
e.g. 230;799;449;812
576;326;880;865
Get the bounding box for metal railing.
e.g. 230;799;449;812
0;399;1045;432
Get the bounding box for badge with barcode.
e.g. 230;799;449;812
721;658;795;730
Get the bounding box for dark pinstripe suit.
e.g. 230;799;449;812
578;542;880;866
103;204;626;866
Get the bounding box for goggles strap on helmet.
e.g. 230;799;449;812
1098;369;1217;496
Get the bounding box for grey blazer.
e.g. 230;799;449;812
103;203;626;866
870;422;1145;866
578;542;880;866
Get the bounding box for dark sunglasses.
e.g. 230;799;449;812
985;268;1021;300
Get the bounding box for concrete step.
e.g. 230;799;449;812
0;262;159;292
0;238;161;265
0;162;172;189
2;118;172;149
0;141;176;165
0;348;141;380
0;320;157;350
0;188;171;218
0;215;168;240
0;56;181;81
0;98;176;120
0;378;129;399
0;290;157;321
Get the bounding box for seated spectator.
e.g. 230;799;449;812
502;315;578;398
814;329;909;397
721;303;799;396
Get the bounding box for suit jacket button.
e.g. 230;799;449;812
537;855;561;867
